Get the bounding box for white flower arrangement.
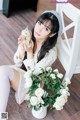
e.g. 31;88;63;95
21;27;32;47
24;67;71;111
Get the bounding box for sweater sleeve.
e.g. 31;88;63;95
23;58;35;70
13;45;25;67
23;47;57;74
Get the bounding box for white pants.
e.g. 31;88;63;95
0;66;14;112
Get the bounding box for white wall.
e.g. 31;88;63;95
0;0;3;10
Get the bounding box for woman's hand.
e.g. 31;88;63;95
18;35;34;59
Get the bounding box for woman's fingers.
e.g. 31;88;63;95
28;40;34;48
18;35;24;44
23;39;34;52
18;35;34;52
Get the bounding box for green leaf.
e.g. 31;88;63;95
25;67;66;111
34;104;41;111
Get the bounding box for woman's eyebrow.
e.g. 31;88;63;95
39;20;51;30
43;21;51;30
44;24;51;29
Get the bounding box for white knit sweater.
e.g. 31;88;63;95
12;45;57;104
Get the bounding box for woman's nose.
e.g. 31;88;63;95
38;25;44;32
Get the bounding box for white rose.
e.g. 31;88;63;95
65;77;71;85
60;89;69;96
35;88;44;97
63;95;68;102
57;73;63;79
53;102;63;110
46;67;52;72
30;96;38;106
53;69;59;73
50;74;56;79
37;97;44;104
65;86;69;91
24;94;30;100
24;78;33;88
40;98;44;104
55;96;66;106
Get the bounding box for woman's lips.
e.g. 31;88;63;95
35;32;40;36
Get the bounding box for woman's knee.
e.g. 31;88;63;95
0;66;14;80
0;66;10;75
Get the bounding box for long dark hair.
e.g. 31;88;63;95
32;12;59;62
21;12;59;71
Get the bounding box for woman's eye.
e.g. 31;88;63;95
46;28;49;31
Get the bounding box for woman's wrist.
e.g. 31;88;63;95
27;51;33;59
18;52;24;60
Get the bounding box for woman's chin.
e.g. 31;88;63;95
34;34;41;39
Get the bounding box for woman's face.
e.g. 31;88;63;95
34;20;52;41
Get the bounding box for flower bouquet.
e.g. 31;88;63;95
21;26;32;47
24;67;71;119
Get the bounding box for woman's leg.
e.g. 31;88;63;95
0;66;14;112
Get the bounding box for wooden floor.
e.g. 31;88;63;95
0;0;80;120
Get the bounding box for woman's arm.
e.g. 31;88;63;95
13;33;32;67
13;45;25;67
23;47;57;74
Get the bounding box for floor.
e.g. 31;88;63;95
0;0;80;120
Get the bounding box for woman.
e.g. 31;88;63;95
0;10;62;112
